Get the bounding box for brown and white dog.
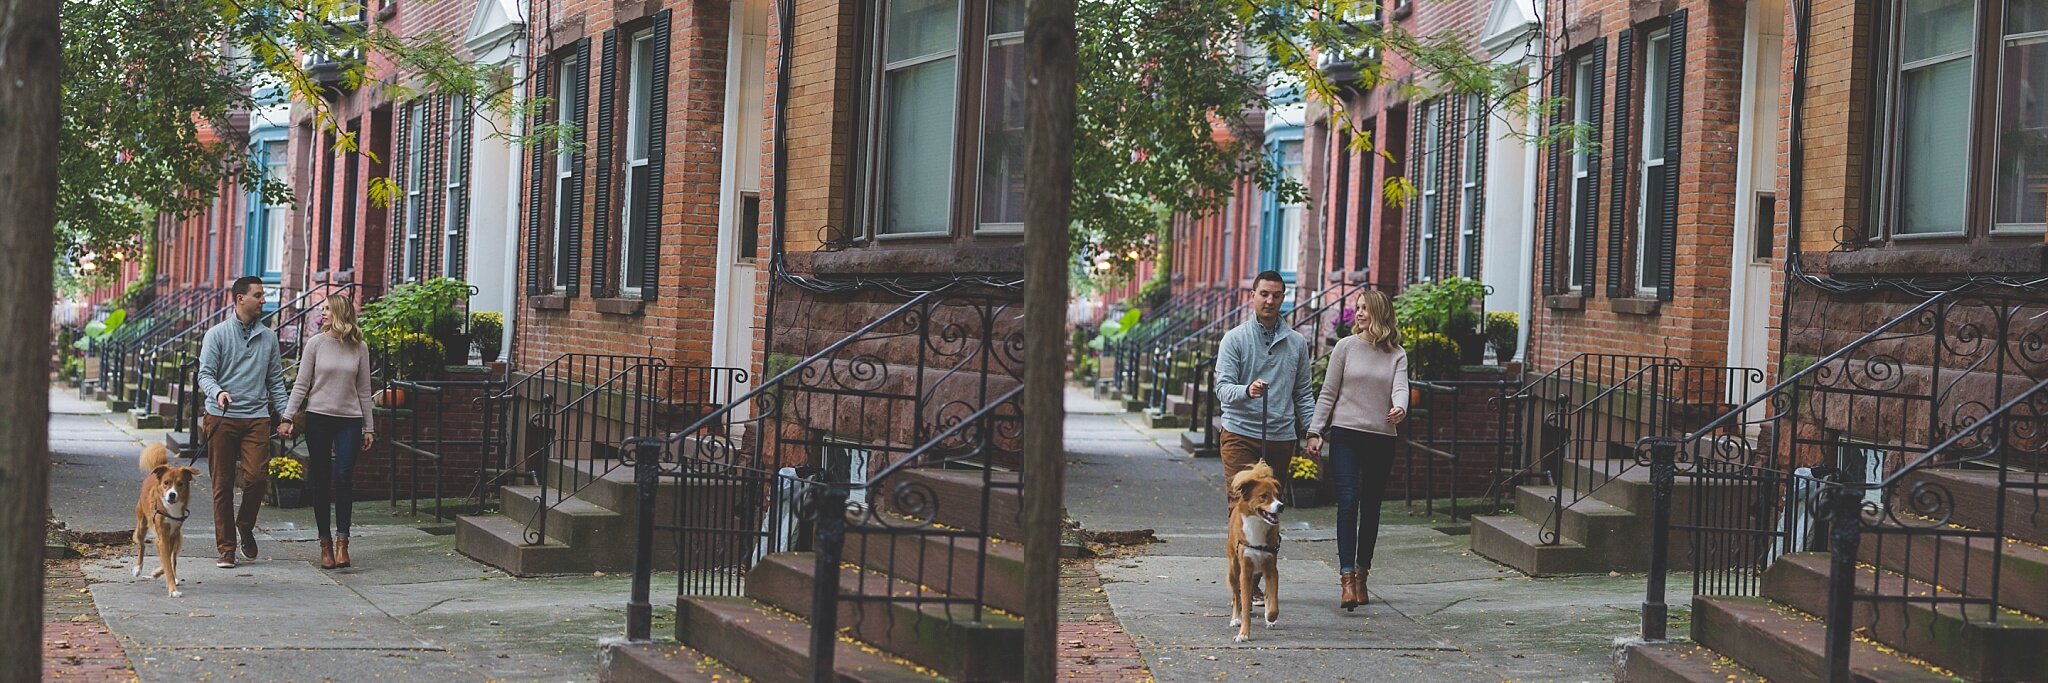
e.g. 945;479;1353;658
133;443;199;597
1226;461;1286;641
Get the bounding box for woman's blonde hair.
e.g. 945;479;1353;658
1355;290;1401;352
322;294;364;346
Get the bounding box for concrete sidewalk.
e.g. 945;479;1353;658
47;388;667;682
1064;386;1687;683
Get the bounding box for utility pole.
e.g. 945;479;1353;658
0;0;62;679
1022;0;1075;680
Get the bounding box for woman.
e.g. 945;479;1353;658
1305;290;1409;610
280;294;375;570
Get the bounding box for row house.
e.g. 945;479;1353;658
153;104;290;300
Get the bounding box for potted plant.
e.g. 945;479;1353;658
1405;331;1462;381
267;455;306;508
1485;312;1519;362
1288;455;1322;507
429;308;469;366
470;312;504;364
1394;277;1489;366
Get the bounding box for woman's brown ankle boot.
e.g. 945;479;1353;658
1357;570;1370;605
318;537;337;570
334;538;351;568
1340;571;1360;610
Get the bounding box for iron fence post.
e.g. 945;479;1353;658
627;439;660;642
1642;438;1676;641
1824;482;1862;683
808;484;849;683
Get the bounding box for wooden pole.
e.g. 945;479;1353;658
1023;0;1075;680
0;0;61;678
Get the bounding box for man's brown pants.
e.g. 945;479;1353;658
206;415;272;554
1219;428;1294;505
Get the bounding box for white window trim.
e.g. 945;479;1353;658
620;30;654;296
1637;29;1670;297
869;5;961;239
1567;55;1594;292
975;23;1026;235
1994;30;2048;234
551;56;577;292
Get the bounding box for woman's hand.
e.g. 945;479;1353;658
362;431;375;450
1387;407;1407;425
1304;434;1323;457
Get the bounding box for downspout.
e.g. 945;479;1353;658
761;0;794;367
1776;0;1810;380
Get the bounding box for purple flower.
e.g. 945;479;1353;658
1337;307;1356;326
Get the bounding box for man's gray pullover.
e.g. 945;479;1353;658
197;316;289;420
1213;317;1315;442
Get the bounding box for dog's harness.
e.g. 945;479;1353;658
158;508;188;523
1238;539;1280;556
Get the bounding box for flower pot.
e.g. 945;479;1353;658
1453;330;1487;366
441;335;471;366
270;480;305;508
479;345;501;364
376;388;408;409
1289;481;1321;508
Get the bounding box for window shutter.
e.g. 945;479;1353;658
1606;29;1633;298
426;94;448;279
1468;97;1488;280
640;10;672;302
566;38;592;297
1542;55;1564;295
1434;98;1451;281
1658;11;1686;302
525;67;548;295
1579;40;1605;293
452;97;473;280
591;30;618;297
1406;105;1422;284
393;102;412;288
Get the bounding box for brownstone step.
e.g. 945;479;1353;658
676;595;942;683
745;552;1022;682
1860;523;2048;619
1691;595;1961;683
1762;552;2048;681
1612;641;1767;682
598;641;745;683
871;468;1023;542
1899;469;2048;546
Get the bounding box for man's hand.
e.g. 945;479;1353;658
1304;434;1323;457
217;392;232;410
277;420;294;439
1247;379;1270;398
1388;407;1407;425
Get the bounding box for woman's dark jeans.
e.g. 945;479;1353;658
1328;428;1396;573
304;413;364;539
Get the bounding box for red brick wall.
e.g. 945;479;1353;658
350;367;497;500
1525;0;1751;372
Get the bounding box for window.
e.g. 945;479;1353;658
404;105;426;282
1459;93;1484;278
1419;99;1443;281
1637;28;1671;296
1568;55;1596;291
259;141;288;277
342;119;359;272
443;97;469;278
857;0;1027;240
1279;139;1305;275
318;132;334;271
620;30;655;294
552;55;578;290
1869;0;2048;240
978;0;1025;230
740;192;761;260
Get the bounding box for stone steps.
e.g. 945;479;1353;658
745;552;1023;681
675;596;943;683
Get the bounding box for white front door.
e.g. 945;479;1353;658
1728;0;1785;393
711;0;769;386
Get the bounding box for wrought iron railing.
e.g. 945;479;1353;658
1397;378;1524;521
475;353;665;500
1110;287;1233;395
97;286;221;402
1637;287;2048;681
623;290;1022;677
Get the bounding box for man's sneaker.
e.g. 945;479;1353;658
239;528;259;560
1251;588;1266;608
216;551;236;569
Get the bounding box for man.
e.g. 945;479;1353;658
1214;270;1316;499
197;276;289;569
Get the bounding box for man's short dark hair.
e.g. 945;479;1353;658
232;276;265;298
1253;270;1286;289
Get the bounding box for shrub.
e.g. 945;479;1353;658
1405;331;1462;380
1393;277;1487;336
1485;311;1519;361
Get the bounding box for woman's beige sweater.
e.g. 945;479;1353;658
1308;335;1410;438
283;333;375;432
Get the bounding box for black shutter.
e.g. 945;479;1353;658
525;66;548;295
426;94;447;279
1578;40;1605;293
566;38;592;296
452;97;473;280
1434;98;1450;281
1658;11;1686;301
592;30;618;297
1542;55;1564;295
393;102;411;287
641;10;672;302
1467;95;1488;280
1406;104;1422;284
1607;30;1633;298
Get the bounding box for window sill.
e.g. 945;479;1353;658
1611;298;1662;316
531;295;570;311
1806;243;2048;277
1545;294;1586;310
596;298;646;316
